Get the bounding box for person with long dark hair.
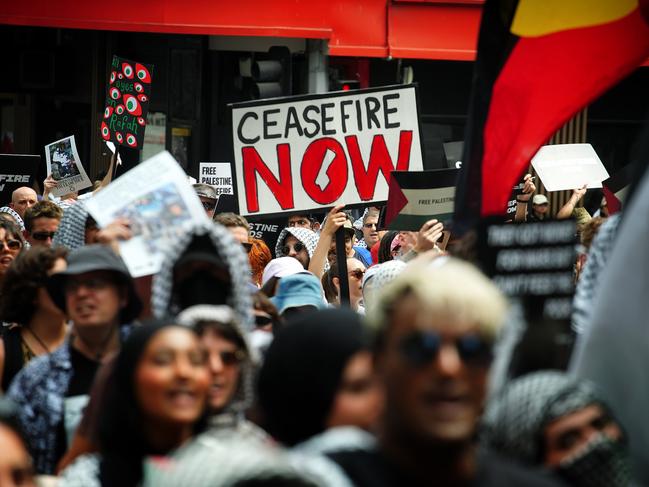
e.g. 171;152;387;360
59;320;211;486
0;247;68;391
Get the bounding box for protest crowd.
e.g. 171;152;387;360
1;2;648;485
0;150;645;487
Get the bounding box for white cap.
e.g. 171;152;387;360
532;194;549;205
261;257;305;286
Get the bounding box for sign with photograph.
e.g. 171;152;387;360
0;154;40;206
531;143;609;192
199;163;233;196
101;55;154;150
84;151;209;277
44;136;92;197
231;84;424;217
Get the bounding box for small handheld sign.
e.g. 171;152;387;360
102;56;154;150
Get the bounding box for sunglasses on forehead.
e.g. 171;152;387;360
399;331;493;368
282;242;305;255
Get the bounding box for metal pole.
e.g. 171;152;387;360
335;227;350;307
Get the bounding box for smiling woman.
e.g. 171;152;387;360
59;321;211;487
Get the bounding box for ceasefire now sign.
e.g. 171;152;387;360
230;84;424;217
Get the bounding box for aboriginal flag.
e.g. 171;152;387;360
454;0;649;228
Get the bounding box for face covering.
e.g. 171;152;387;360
556;433;630;487
173;270;231;311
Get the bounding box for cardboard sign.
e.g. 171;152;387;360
385;168;458;231
101;56;154;150
531;144;609;192
84;151;209;277
44;136;92;197
231;84;424;217
0;154;40;206
199;163;233;196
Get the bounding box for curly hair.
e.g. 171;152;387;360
248;238;272;286
0;246;68;324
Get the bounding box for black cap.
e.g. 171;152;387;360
47;244;143;323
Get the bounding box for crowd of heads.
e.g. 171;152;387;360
0;176;634;487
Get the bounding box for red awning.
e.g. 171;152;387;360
0;0;483;61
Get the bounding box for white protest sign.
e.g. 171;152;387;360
44;136;92;197
531;144;609;192
85;151;209;277
231;84;424;217
199;162;233;195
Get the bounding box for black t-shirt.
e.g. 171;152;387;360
54;346;101;465
328;448;567;487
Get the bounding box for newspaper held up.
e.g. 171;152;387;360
84;151;209;277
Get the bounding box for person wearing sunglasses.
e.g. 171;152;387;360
177;304;269;444
328;259;562;487
23;201;63;248
214;212;255;260
275;227;320;271
322;257;366;313
192;183;219;219
0;221;24;287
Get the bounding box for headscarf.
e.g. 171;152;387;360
482;371;615;464
361;260;406;314
257;308;369;446
571;214;621;335
52;200;90;251
275;227;320;262
142;435;328;487
0;206;25;231
98;321;208;487
151;221;253;331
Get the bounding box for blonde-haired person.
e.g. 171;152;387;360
325;259;556;487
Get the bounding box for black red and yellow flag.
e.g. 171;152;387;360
454;0;649;228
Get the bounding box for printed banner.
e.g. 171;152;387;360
199;163;233;196
101;55;154;150
84;151;209;277
44;136;92;197
231;84;424;217
0;154;40;206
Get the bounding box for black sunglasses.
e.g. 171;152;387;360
219;349;246;366
32;231;56;241
399;331;493;368
201;200;216;211
255;314;274;327
282;242;305;254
